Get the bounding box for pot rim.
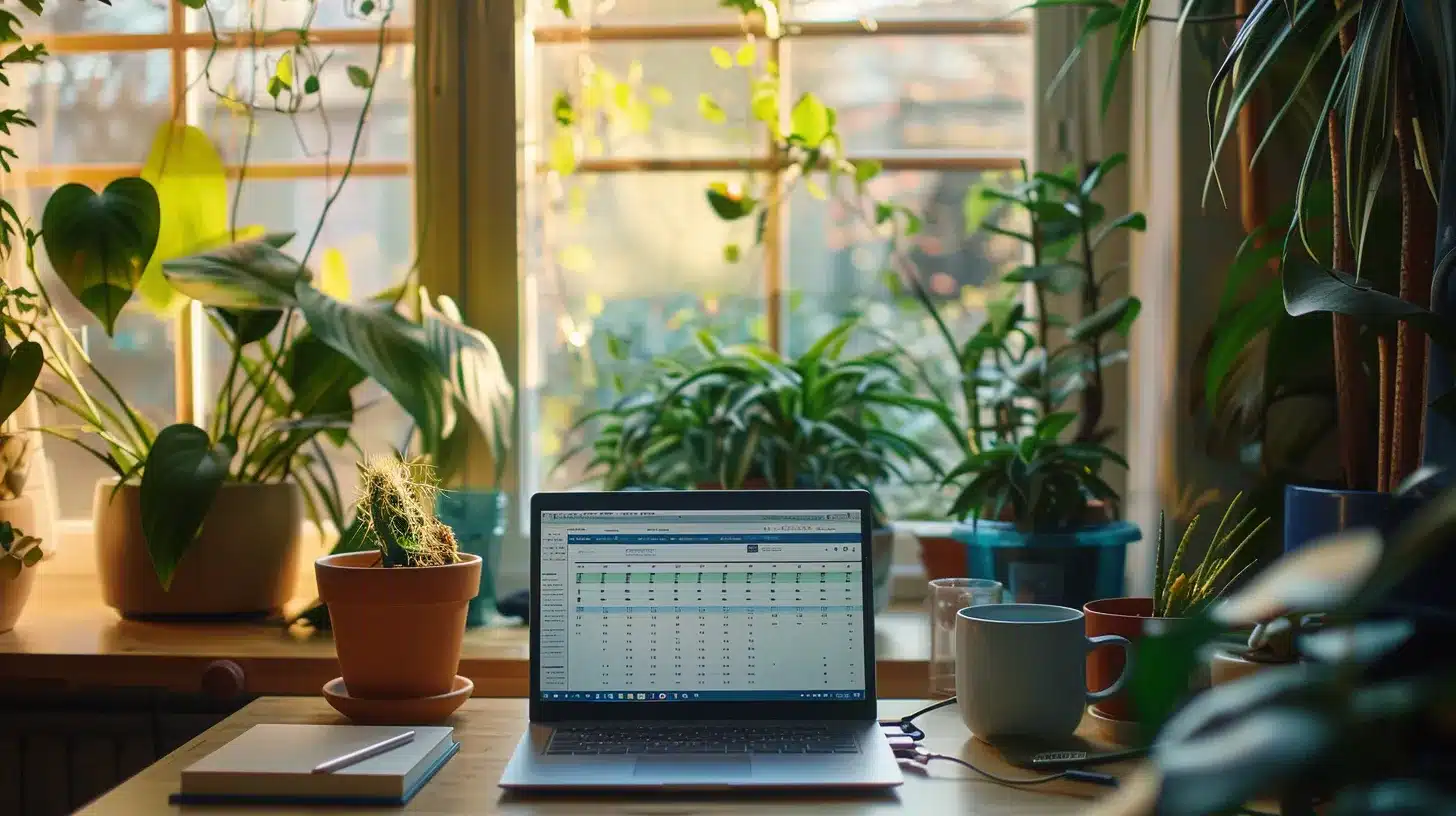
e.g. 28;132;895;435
1083;595;1184;622
316;551;483;571
1284;483;1391;499
95;476;301;492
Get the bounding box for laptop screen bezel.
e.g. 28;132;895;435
530;489;878;722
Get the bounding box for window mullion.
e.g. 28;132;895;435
764;34;785;352
170;1;197;427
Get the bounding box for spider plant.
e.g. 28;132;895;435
557;318;950;518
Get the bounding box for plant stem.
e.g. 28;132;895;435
1391;52;1436;488
215;338;243;441
29;273;154;448
299;9;389;268
1028;191;1052;418
1327;7;1374;491
1075;190;1104;443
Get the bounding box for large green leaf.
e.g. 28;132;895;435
282;330;365;446
419;292;514;469
0;340;41;426
138;122;228;316
294;281;450;449
161;233;306;310
41;177;161;335
139;424;235;591
1283;260;1456;348
1068;295;1142;342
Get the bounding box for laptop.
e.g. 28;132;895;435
499;489;903;791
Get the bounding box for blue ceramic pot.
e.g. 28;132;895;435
950;520;1138;610
1283;484;1393;553
436;490;507;627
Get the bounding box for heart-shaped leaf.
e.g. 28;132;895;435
0;340;41;426
162;233;307;310
294;282;450;448
41;177;161;335
139;424;235;591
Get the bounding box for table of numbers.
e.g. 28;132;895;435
565;562;865;693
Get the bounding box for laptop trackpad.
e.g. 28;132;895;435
633;756;750;781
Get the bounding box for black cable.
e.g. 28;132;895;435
886;698;1121;789
898;697;957;726
897;746;1067;785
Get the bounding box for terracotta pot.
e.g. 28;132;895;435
917;535;966;580
316;550;482;700
1083;596;1180;721
95;480;302;619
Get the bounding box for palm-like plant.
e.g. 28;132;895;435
1057;0;1456;493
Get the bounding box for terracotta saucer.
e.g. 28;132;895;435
322;675;474;724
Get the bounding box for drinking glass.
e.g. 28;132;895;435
928;578;1004;698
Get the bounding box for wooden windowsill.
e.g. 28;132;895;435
0;570;932;699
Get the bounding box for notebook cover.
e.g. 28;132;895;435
167;740;459;806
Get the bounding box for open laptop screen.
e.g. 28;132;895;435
537;508;867;703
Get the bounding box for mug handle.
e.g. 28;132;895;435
1084;634;1134;702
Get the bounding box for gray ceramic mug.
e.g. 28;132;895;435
955;603;1133;743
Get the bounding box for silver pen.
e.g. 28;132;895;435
311;731;417;774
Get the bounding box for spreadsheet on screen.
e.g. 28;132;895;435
537;509;867;702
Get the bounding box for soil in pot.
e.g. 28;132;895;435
316;550;482;700
95;481;302;619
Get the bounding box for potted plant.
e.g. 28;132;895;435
558;318;948;609
0;2;508;618
1084;493;1265;722
1058;2;1456;561
315;455;479;713
0;522;43;633
926;156;1146;609
1084;484;1456;815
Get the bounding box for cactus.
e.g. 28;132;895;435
0;521;41;580
354;456;459;568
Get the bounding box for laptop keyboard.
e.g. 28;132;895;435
546;724;861;755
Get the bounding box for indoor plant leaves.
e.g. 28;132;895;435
162;233;308;311
40;177;161;335
1283;260;1456;349
139;424;235;591
294;281;451;450
0;340;42;425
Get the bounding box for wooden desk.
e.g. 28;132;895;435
0;574;931;698
78;698;1139;815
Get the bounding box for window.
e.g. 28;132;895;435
7;0;415;519
520;0;1035;515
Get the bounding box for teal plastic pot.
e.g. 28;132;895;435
951;520;1139;610
436;490;507;627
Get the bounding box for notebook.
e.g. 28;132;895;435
170;724;459;806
